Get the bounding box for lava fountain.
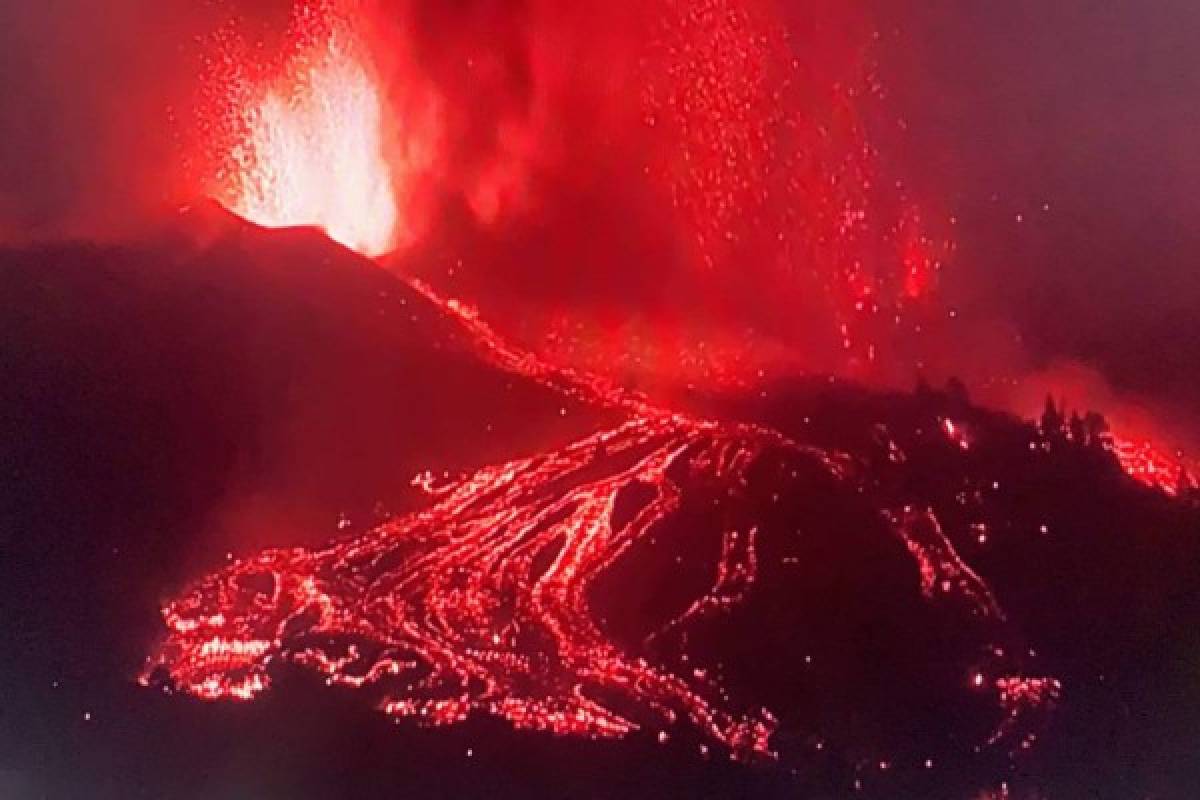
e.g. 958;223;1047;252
146;0;1078;772
226;43;397;256
200;1;402;256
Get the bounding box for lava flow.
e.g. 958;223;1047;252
145;414;782;753
1108;435;1196;497
142;250;1059;762
140;0;1069;769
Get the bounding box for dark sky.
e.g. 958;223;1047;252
870;1;1200;413
3;0;1198;433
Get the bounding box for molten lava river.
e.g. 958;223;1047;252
140;0;1072;781
141;272;1059;767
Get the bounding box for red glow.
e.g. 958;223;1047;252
899;207;939;299
138;0;1076;765
993;364;1197;497
639;0;952;372
186;0;955;390
941;418;972;450
1107;435;1196;497
143;272;1058;762
196;1;413;256
136;0;1168;768
144;414;782;756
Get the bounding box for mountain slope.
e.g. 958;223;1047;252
1;215;1198;798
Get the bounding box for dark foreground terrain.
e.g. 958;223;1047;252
2;214;1198;798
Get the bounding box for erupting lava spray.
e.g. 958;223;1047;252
196;0;412;256
226;43;397;256
142;0;1118;772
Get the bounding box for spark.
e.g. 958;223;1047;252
630;0;954;376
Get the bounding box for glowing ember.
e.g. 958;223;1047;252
941;418;972;450
1035;395;1195;496
143;272;1058;762
989;676;1061;752
1107;434;1196;497
889;506;1000;618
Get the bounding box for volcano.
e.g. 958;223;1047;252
2;209;1199;798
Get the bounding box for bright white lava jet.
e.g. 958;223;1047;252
226;31;399;257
